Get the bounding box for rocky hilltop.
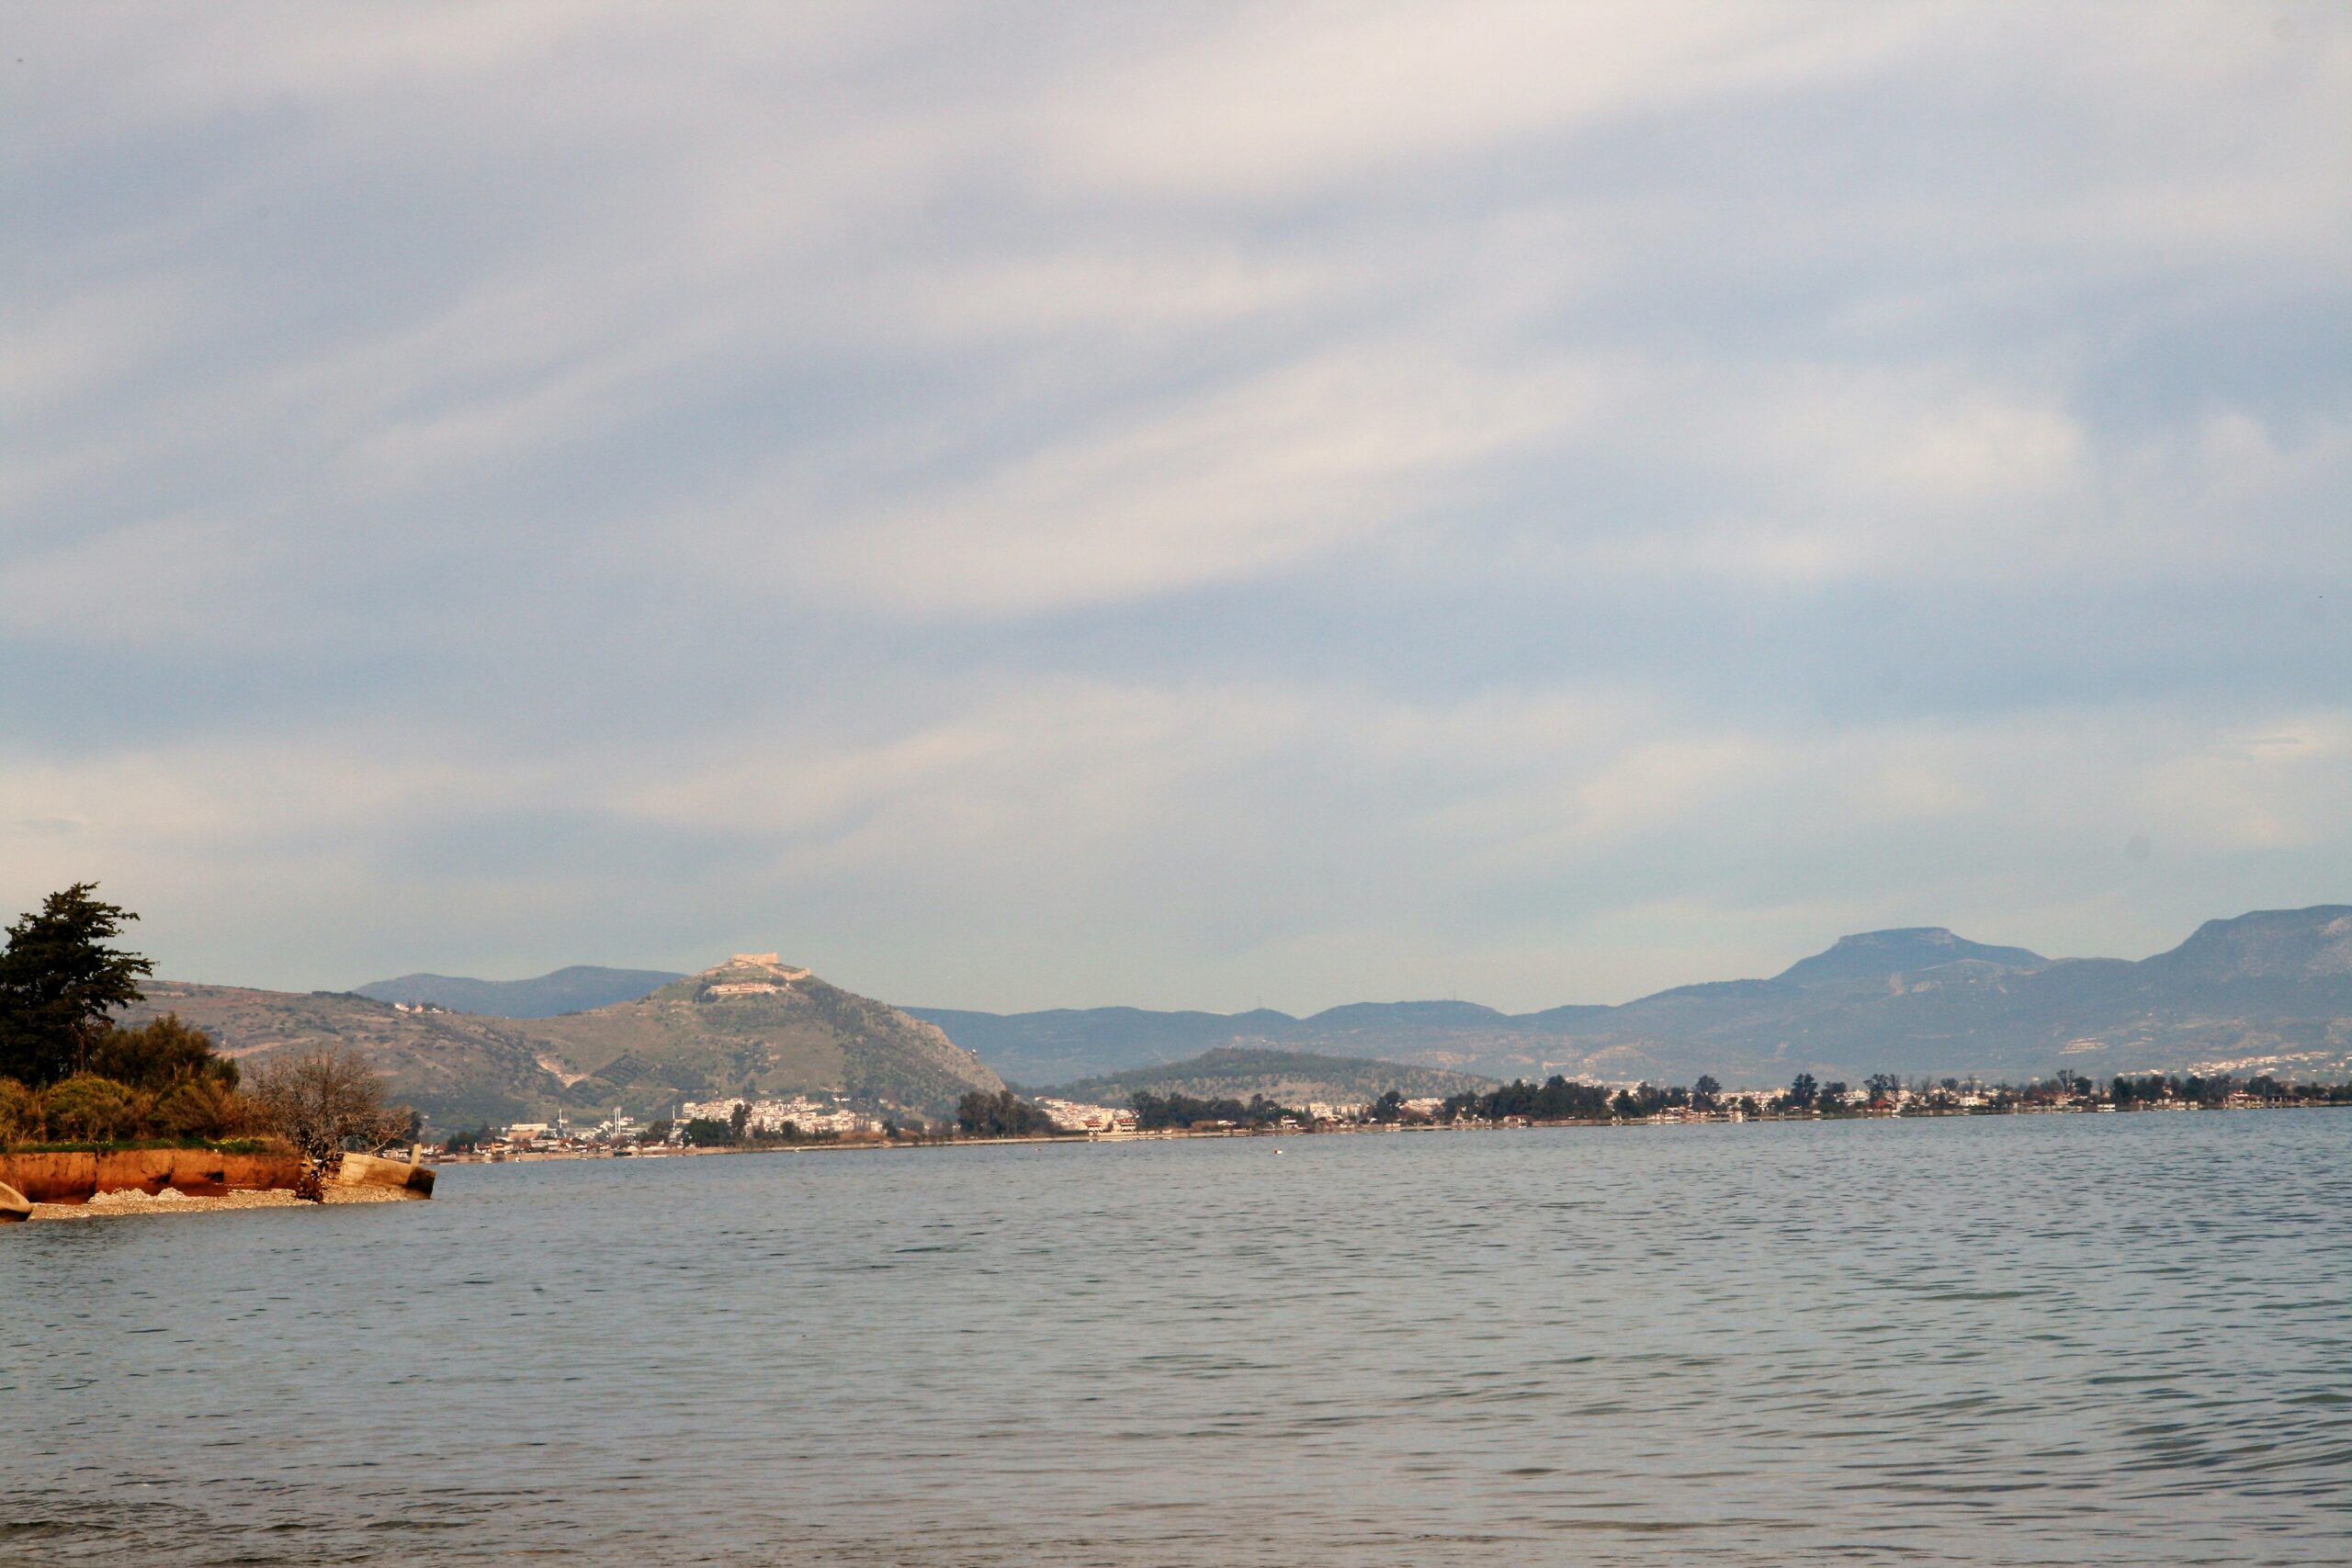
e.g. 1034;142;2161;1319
124;954;1001;1128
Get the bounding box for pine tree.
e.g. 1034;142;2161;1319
0;884;154;1086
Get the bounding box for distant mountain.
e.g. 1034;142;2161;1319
906;1005;1297;1086
354;965;684;1018
1772;928;2047;987
2139;907;2352;984
912;908;2352;1089
1039;1047;1492;1108
127;955;1000;1127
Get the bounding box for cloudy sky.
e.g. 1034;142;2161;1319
5;3;2347;1012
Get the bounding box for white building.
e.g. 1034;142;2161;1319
1035;1098;1138;1134
680;1095;880;1136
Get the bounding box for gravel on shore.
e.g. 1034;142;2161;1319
28;1184;420;1221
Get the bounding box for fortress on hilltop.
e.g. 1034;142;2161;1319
700;953;813;997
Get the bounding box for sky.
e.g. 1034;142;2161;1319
4;2;2348;1013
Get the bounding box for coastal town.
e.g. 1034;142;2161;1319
439;1068;2352;1163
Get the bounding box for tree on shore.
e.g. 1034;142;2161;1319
0;884;154;1086
249;1048;407;1200
956;1089;1056;1137
681;1116;737;1146
1786;1072;1818;1110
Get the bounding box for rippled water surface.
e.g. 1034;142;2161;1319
7;1113;2350;1565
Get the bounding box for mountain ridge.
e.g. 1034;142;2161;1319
906;907;2352;1087
355;964;684;1018
299;907;2352;1101
1036;1046;1492;1108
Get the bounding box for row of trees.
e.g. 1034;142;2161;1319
0;885;408;1194
1429;1066;2352;1125
1128;1090;1305;1131
944;1061;2352;1143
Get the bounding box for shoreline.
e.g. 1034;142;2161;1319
15;1101;2339;1215
26;1185;417;1221
447;1097;2352;1163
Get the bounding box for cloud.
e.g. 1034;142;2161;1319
1031;3;1921;200
3;2;2348;1006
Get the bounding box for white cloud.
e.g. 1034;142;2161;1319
1033;2;1920;199
4;3;2348;1004
787;343;1592;615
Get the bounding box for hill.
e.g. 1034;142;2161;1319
124;955;1001;1128
354;964;684;1018
1039;1047;1491;1108
126;983;593;1129
524;958;1001;1116
913;907;2352;1088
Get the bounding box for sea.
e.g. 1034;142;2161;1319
6;1111;2348;1566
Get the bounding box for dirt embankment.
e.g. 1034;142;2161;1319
0;1148;303;1203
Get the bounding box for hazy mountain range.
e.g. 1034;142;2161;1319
331;907;2352;1098
916;908;2352;1089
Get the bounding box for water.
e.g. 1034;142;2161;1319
6;1112;2349;1566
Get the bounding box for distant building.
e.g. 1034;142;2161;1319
1035;1098;1137;1134
707;953;812;981
680;1095;879;1136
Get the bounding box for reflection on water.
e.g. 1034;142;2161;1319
6;1112;2349;1565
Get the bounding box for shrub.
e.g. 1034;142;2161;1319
157;1076;250;1138
40;1073;138;1142
0;1076;34;1143
91;1013;236;1091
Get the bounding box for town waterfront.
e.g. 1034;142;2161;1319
7;1111;2348;1566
